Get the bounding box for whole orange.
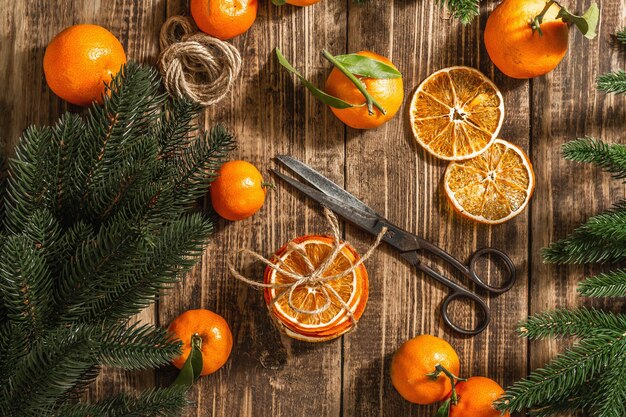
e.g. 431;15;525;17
324;51;403;129
168;309;233;376
43;24;126;106
391;334;460;404
449;376;510;417
286;0;321;5
210;160;267;221
484;0;569;79
190;0;258;40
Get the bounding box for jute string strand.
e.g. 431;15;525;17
228;208;387;326
158;16;242;106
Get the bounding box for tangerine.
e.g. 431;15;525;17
43;24;126;107
168;309;233;376
484;0;569;79
210;160;268;221
391;335;461;404
324;51;403;129
449;376;510;417
190;0;258;40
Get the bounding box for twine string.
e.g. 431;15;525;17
158;16;242;107
228;208;387;326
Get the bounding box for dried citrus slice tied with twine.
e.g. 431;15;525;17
444;139;535;224
229;208;386;342
410;66;504;161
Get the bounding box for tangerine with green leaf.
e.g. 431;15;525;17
390;334;460;404
485;0;598;79
168;309;233;376
449;376;510;417
325;51;404;129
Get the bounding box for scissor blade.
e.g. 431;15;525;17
271;168;381;236
274;155;379;217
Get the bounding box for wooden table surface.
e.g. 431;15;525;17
1;1;624;416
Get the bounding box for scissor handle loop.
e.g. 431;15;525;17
467;248;516;294
440;291;491;335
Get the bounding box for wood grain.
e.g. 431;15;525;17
0;1;621;416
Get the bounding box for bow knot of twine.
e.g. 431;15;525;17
229;208;387;326
158;16;242;106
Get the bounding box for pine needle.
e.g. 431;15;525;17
518;307;626;339
597;70;626;95
563;138;626;180
578;269;626;297
435;0;480;24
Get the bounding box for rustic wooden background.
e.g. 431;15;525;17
1;0;624;416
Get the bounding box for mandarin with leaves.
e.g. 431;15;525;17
43;24;126;106
391;335;460;404
485;0;569;79
190;0;258;40
168;309;233;376
324;51;403;129
210;160;268;221
449;376;510;417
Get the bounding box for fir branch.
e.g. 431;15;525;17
577;269;626;297
562;138;626;180
98;323;181;370
2;325;100;416
172;124;236;202
435;0;480;24
69;213;213;323
497;334;626;413
595;356;626;417
597;70;626;95
618;27;626;45
517;307;626;339
541;231;626;264
52;387;188;417
0;234;54;335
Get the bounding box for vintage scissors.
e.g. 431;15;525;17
271;155;516;335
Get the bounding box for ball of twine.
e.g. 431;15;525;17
158;16;242;107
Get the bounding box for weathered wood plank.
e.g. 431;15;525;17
342;1;530;416
156;1;348;416
529;0;626;416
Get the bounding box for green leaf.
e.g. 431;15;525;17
171;335;203;387
332;54;402;79
434;399;451;417
558;2;599;39
272;0;287;4
275;48;354;109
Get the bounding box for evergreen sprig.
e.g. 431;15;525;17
498;138;626;417
597;70;626;94
0;62;234;416
351;0;479;24
577;269;626;297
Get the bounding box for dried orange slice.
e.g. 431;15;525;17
409;66;504;161
263;235;368;342
444;139;535;224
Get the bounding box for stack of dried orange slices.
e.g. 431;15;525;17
409;66;534;224
263;235;368;342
